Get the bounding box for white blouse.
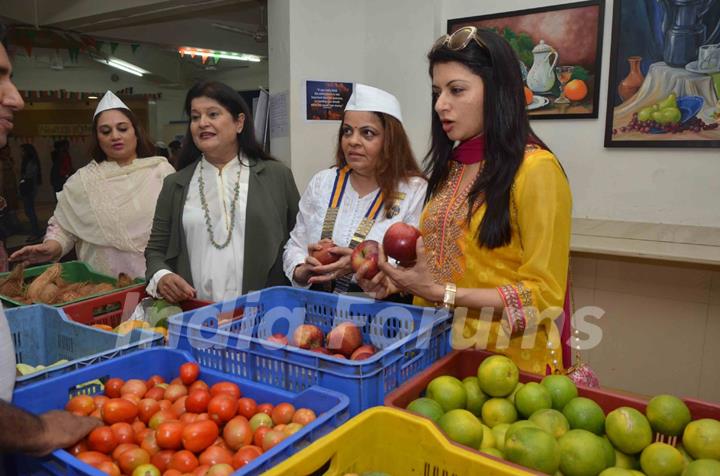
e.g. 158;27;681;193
283;167;427;285
147;156;250;302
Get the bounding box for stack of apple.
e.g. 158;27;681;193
63;362;318;476
267;322;376;361
274;222;422;361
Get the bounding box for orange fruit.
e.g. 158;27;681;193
565;79;588;101
437;409;485;448
524;86;533;105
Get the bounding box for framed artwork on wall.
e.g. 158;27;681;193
604;0;720;148
448;0;605;119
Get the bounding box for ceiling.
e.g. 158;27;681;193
0;0;268;88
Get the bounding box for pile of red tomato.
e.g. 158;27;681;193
64;362;317;476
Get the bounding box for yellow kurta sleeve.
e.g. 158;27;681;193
496;150;572;333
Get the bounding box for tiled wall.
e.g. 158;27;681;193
569;253;720;403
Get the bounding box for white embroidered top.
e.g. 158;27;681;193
147;156;250;302
283;167;427;286
45;157;175;278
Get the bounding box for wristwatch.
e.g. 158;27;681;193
442;282;457;310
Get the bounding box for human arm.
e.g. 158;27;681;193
144;177;196;302
492;153;571;330
281;171;350;286
10;216;66;265
0;400;101;456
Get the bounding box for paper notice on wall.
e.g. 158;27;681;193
305;80;353;121
269;91;289;139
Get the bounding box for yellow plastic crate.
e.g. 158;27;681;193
263;407;536;476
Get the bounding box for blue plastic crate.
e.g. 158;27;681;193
3;304;163;387
10;348;349;476
168;286;452;415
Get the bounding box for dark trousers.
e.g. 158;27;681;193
21;189;40;237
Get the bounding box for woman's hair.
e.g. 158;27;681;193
425;28;553;249
89;108;155;162
178;81;273;169
335;111;423;218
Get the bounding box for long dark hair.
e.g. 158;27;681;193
89;108;155;162
334;111;423;217
178;81;272;169
426;28;554;249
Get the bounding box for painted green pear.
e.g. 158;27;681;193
638;107;653;122
658;92;677;110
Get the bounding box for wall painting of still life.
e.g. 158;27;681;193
448;0;605;119
605;0;720;147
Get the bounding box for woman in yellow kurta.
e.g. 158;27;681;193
357;27;571;375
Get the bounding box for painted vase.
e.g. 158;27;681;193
617;56;645;103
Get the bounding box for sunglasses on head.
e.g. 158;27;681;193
433;26;487;51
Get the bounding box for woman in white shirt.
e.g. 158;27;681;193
145;81;299;302
283;84;427;294
10;91;175;278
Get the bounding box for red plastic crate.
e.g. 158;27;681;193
62;285;211;328
385;349;720;421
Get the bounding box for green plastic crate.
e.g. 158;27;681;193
0;261;144;308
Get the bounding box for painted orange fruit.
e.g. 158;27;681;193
565;80;588;102
524;86;534;106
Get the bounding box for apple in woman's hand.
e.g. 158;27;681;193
311;241;339;265
383;223;421;266
350;240;380;279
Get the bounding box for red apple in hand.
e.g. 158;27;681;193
326;322;363;357
383;223;421;265
311;241;339;265
291;325;324;349
350;240;380;279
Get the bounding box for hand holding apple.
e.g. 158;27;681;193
378;236;444;303
310;239;340;265
356;245;400;300
307;246;353;285
350;240;380;279
293;240;342;286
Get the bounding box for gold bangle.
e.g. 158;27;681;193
442;282;457;309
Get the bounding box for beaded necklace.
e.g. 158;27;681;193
198;157;242;249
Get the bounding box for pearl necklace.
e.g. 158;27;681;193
198;157;242;249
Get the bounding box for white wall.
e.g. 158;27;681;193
269;0;437;192
441;0;720;227
272;0;719;227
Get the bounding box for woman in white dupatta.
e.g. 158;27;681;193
11;91;175;278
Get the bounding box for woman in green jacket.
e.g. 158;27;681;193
145;81;300;302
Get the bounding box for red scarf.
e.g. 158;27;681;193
451;135;485;164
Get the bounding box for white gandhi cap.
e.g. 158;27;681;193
93;90;131;119
344;83;403;123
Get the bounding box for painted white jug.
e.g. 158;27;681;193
526;40;558;93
